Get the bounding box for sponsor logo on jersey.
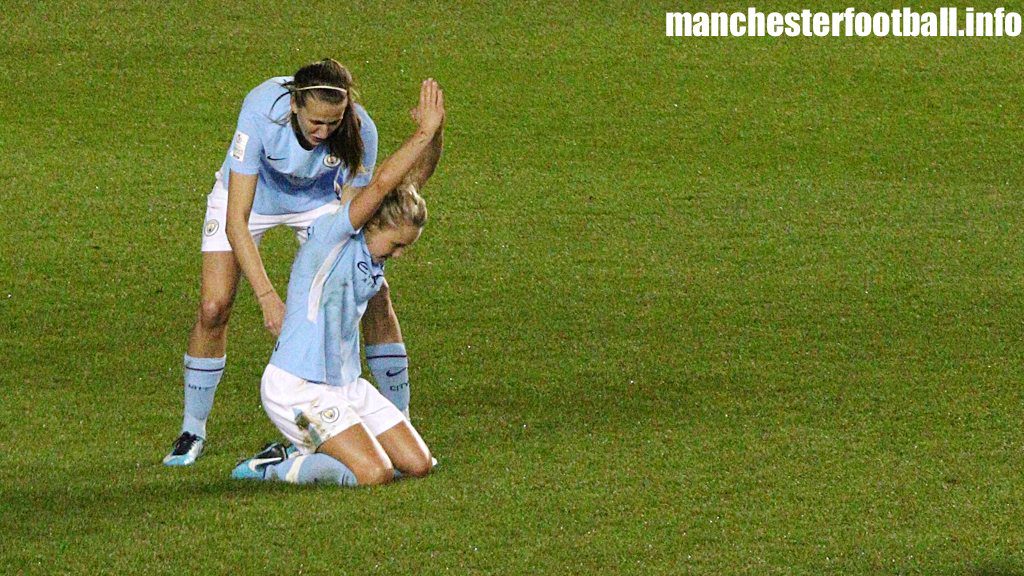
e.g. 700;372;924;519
231;131;249;162
324;154;341;168
357;261;384;287
204;219;220;236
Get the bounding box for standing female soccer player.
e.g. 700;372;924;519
230;79;445;487
164;59;411;466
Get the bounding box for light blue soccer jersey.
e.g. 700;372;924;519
269;202;385;386
218;77;378;216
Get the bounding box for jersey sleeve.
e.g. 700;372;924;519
341;107;378;189
306;201;358;245
227;107;264;175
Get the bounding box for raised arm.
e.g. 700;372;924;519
402;113;444;192
349;79;445;230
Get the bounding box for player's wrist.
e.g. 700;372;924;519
414;127;438;141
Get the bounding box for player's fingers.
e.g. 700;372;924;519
426;79;438;108
418;81;431;121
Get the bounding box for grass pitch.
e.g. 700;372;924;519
2;1;1024;574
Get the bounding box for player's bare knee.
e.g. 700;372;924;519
404;454;433;478
198;298;233;329
357;463;395;486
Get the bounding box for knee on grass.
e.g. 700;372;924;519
354;461;396;486
399;454;433;479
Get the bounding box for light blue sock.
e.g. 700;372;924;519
365;343;409;413
181;354;225;438
264;454;358;487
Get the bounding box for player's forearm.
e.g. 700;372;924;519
405;127;443;190
375;129;435;193
226;225;274;297
224;171;273;295
350;79;444;228
349;129;435;228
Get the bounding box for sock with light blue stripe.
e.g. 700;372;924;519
365;343;409;414
264;454;358;486
181;354;225;438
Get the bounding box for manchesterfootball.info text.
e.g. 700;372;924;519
666;7;1022;37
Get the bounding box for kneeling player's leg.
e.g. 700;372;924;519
377;421;433;478
261;451;359;487
317;424;395;486
241;429;392;487
349;377;428;479
234;418;392;487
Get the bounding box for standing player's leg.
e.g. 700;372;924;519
164;251;241;466
363;281;412;418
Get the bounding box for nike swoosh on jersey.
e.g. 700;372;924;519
385;368;408;377
267;155;286;161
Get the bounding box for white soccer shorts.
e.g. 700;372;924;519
200;175;341;252
260;364;406;454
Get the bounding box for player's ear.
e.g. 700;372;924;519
290;95;299;115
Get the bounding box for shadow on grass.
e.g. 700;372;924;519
1;468;338;574
1;471;296;546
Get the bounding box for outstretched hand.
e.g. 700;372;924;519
416;78;445;135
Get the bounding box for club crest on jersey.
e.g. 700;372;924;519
319;407;340;424
324;154;341;168
204;219;220;236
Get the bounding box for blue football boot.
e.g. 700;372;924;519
163;432;205;466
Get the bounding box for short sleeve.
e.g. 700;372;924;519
306;201;357;245
227;108;264;175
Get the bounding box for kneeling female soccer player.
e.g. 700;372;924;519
231;79;444;486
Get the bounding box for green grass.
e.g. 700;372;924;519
3;1;1024;574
